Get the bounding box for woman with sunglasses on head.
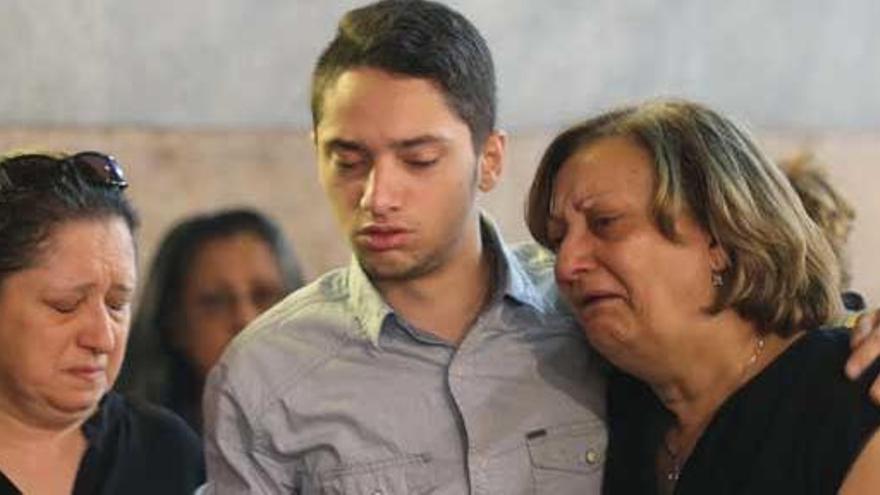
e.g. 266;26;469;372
526;101;880;494
0;152;204;494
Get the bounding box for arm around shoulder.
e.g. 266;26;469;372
843;308;880;403
840;429;880;494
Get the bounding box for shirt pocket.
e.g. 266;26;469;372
525;419;607;493
312;453;433;495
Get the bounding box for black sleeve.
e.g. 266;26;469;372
803;334;880;493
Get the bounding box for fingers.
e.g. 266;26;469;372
851;310;876;348
846;310;880;380
872;381;880;405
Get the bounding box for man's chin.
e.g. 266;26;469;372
362;262;418;282
356;250;428;282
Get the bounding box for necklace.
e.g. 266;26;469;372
660;335;766;489
662;436;682;483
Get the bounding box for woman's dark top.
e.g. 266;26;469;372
0;392;204;495
603;328;880;495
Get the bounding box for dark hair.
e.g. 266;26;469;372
311;0;497;149
118;208;304;430
0;151;138;287
526;99;840;335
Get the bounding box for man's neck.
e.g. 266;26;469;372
376;227;496;346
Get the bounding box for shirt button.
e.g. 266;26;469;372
585;449;601;465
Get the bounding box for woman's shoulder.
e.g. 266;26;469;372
791;328;880;385
778;328;880;488
797;326;851;351
86;392;205;492
769;328;880;458
95;392;203;462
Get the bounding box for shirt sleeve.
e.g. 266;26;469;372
201;362;298;494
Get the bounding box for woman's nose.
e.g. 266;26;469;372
231;297;261;333
555;230;598;285
78;303;117;354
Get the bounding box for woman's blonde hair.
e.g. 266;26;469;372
526;99;841;335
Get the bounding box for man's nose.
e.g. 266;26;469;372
359;160;402;214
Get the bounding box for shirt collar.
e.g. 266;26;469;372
347;254;394;347
346;214;557;347
485;216;557;315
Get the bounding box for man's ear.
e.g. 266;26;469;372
477;130;506;192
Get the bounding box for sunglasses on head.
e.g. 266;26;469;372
0;151;128;193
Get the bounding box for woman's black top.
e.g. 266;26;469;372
603;328;880;495
0;392;204;495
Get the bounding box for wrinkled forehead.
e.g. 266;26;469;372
549;181;588;219
548;137;656;209
8;216;137;291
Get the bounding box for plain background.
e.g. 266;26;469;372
2;0;877;303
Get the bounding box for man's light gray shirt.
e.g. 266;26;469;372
202;220;608;494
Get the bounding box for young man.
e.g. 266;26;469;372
202;1;604;492
202;1;880;493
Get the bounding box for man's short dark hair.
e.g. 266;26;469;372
311;0;497;149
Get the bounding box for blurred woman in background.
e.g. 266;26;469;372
0;151;203;494
119;208;305;433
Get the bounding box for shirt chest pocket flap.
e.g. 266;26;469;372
526;419;607;474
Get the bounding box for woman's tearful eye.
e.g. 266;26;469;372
45;296;82;314
589;212;627;239
546;230;565;252
106;296;131;315
592;215;617;231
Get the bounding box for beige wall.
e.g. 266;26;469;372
1;127;876;306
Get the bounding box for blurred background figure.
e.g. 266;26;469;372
119;208;305;433
782;153;865;311
0;151;203;494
